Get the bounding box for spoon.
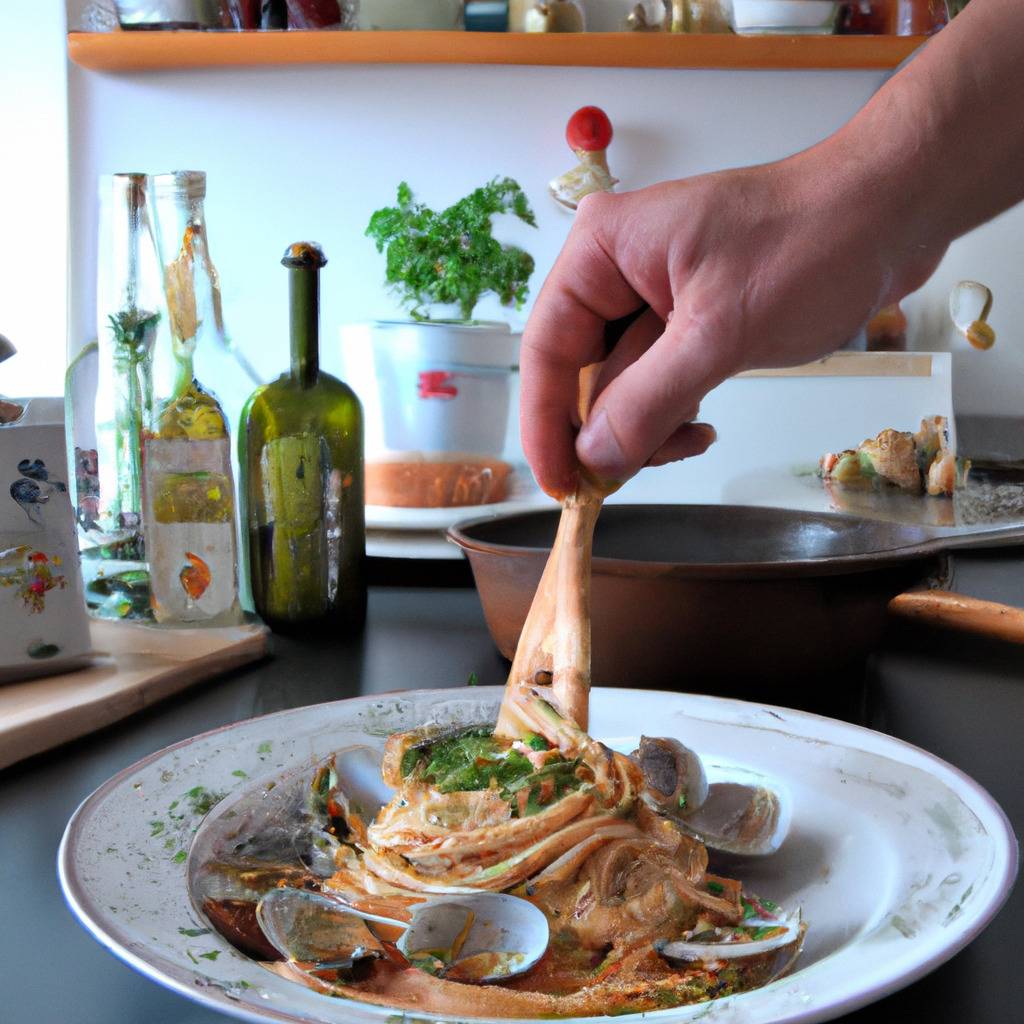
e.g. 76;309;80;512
257;886;549;983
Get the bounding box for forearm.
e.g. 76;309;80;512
821;0;1024;288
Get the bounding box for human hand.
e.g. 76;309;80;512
520;149;946;498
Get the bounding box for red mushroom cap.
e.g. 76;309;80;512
566;106;613;153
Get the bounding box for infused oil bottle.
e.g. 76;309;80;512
240;243;366;633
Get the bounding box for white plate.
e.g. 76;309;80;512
59;687;1017;1024
366;528;465;560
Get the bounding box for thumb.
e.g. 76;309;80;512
575;311;730;483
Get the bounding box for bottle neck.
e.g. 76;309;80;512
289;266;319;389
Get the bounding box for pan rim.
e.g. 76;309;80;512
447;504;940;581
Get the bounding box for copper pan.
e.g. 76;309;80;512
448;505;1024;685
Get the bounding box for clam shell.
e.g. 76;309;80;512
657;906;803;978
257;887;386;970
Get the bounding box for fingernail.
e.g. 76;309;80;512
577;408;629;481
693;422;717;446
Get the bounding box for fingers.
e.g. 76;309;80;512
575;309;731;483
645;422;717;467
520;194;646;498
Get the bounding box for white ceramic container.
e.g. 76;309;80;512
730;0;839;33
339;319;519;459
0;397;91;682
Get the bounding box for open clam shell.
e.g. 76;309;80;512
257;888;387;971
657;905;803;983
679;778;792;858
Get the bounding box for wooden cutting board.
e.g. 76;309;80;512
0;619;269;771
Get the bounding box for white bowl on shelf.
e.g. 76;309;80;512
730;0;839;34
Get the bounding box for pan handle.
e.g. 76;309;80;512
888;589;1024;644
930;522;1024;553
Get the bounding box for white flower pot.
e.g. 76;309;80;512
339;320;520;507
0;398;92;682
340;319;519;456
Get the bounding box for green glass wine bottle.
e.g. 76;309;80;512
240;242;366;634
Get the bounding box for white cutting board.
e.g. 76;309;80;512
0;619;268;771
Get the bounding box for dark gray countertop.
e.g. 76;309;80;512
1;558;1021;1024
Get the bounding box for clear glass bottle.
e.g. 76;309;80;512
142;171;241;625
150;171;260;445
93;173;163;568
240;243;366;634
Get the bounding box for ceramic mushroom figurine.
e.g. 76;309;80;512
524;0;585;32
549;106;620;211
949;280;995;350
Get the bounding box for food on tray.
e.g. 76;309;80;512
819;415;967;496
197;457;803;1017
365;453;512;507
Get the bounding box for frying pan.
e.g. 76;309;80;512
448;505;1024;685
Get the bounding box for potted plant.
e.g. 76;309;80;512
340;177;537;508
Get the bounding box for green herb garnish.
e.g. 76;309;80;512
401;728;583;816
706;881;724;895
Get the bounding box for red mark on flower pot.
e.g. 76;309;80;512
418;371;459;400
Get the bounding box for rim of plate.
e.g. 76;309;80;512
58;687;1019;1024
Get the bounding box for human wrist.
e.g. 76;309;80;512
789;104;953;307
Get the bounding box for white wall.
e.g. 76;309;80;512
63;33;1024;419
0;2;68;398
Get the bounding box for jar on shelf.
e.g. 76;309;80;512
114;1;224;29
285;0;358;28
730;0;841;34
671;0;731;32
582;0;669;32
838;0;948;33
509;0;586;31
356;0;465;29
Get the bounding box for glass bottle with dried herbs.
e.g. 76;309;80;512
240;242;366;634
142;171;241;625
91;173;163;571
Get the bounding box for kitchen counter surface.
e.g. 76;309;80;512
1;553;1021;1024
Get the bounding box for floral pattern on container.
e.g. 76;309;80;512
0;546;67;613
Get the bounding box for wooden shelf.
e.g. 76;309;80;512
67;30;925;73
